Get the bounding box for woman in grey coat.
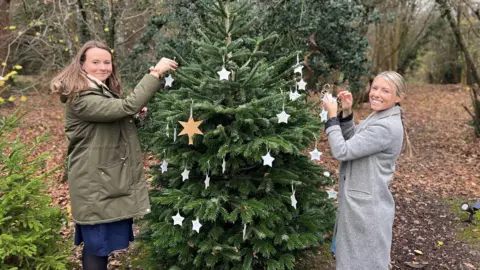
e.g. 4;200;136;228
322;71;409;270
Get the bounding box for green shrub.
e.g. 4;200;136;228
0;109;68;270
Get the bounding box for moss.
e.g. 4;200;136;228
294;243;335;270
445;197;480;249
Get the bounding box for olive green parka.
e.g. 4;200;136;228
63;74;162;225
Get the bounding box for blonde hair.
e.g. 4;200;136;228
374;71;414;157
50;40;121;100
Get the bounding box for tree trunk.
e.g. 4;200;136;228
0;0;11;65
108;0;117;50
437;0;480;136
437;0;480;85
385;23;392;71
391;2;402;71
77;0;91;44
0;0;14;108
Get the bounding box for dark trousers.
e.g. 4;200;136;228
82;247;108;270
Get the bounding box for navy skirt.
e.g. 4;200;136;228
74;218;134;257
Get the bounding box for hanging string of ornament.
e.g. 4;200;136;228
309;134;323;161
277;89;290;124
161;149;168;173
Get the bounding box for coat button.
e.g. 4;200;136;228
129;120;133;123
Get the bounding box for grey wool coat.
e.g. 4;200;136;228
326;105;404;270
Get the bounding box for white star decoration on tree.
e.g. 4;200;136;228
217;66;231;80
297;79;307;90
321;93;337;103
320;109;328;122
294;64;303;75
291;186;297;209
309;148;322;161
289;89;301;101
277;109;290;124
204;173;210;189
161;159;168;173
181;168;190;181
222;158;226;174
326;189;338;199
262;151;275;167
172;211;184;226
164;74;174;88
192;218;202;233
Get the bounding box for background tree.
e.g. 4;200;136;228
138;1;335;269
2;0;160;86
436;0;480;135
258;0;370;95
368;0;438;75
0;0;14;107
129;0;371;97
0;109;69;269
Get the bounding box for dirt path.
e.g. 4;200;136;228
1;84;479;269
388;85;480;269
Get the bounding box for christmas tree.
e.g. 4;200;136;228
139;0;335;269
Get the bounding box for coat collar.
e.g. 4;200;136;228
372;105;401;120
85;74;119;98
360;105;401;127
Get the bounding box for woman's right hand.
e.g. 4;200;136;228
150;57;178;78
338;91;353;116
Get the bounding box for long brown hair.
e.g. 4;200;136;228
50;40;121;99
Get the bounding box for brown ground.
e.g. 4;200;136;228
1;84;479;269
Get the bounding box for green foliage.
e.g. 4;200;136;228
139;0;335;269
120;15;169;90
127;0;369;94
446;198;480;249
410;15;463;84
0;109;68;270
6;0;162;78
258;0;370;92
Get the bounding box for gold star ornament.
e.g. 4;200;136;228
178;114;203;145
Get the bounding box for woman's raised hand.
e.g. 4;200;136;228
322;97;338;118
338;91;353;116
149;57;178;78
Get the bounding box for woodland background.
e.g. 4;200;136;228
0;0;479;269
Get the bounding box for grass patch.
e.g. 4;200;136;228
294;243;335;270
445;197;480;248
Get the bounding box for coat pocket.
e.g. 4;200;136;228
97;157;132;200
347;189;372;198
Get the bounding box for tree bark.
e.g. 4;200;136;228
0;0;14;108
437;0;480;136
392;2;402;71
77;0;91;44
0;0;12;65
437;0;480;86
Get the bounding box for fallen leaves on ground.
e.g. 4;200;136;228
1;83;479;269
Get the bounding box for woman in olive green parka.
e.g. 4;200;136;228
51;40;178;269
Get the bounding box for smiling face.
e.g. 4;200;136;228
81;47;112;83
369;76;403;112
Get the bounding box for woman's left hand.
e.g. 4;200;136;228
322;98;338;118
139;107;148;117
